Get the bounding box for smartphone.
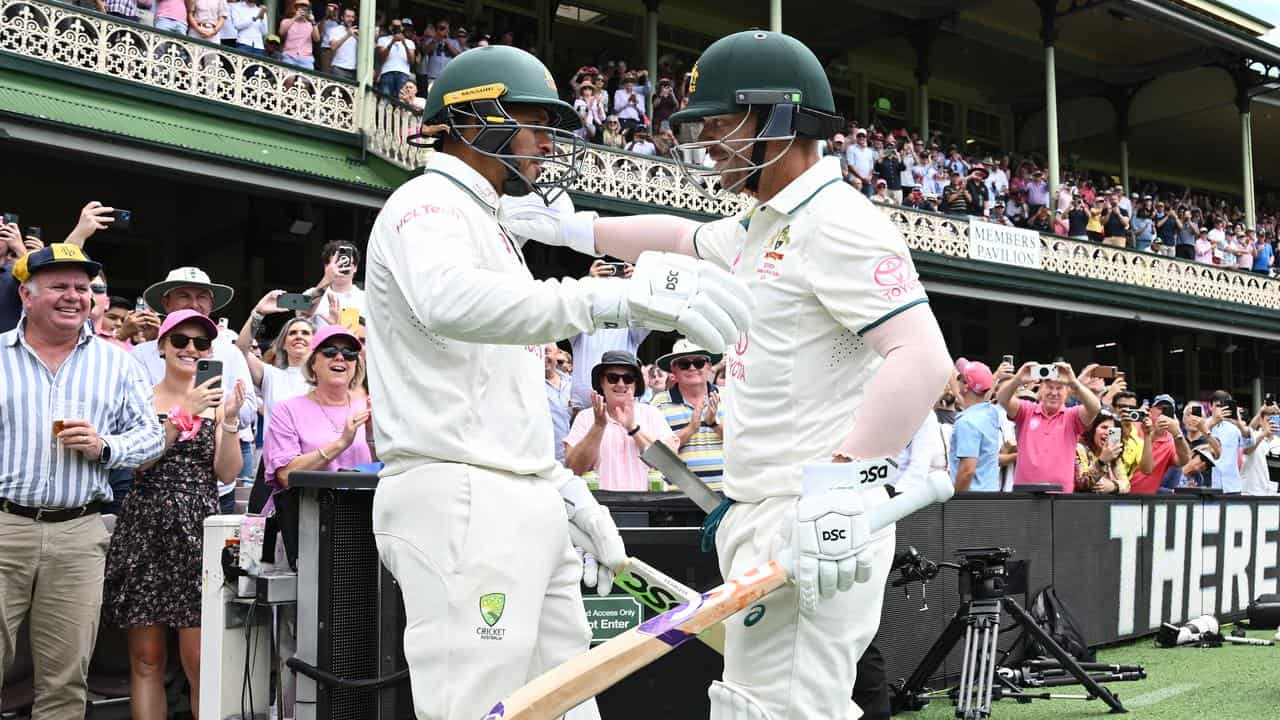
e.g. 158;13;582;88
2;212;17;226
111;209;132;230
1002;354;1014;368
1093;366;1118;380
1189;404;1204;417
277;292;313;311
604;261;628;277
335;246;355;273
24;226;41;239
1223;401;1237;419
194;359;224;391
1270;415;1280;429
135;296;149;313
1107;426;1122;447
217;317;229;331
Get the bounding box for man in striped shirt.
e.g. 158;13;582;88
0;245;165;720
649;339;726;489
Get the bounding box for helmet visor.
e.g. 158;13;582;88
447;98;586;203
669;108;795;199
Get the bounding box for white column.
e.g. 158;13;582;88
1242;110;1256;228
356;0;374;88
1045;44;1061;212
1120;139;1130;196
919;83;929;141
645;3;659;84
769;0;781;32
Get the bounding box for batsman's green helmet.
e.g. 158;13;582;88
423;45;580;130
668;30;840;137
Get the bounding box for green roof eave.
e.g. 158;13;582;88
0;70;410;194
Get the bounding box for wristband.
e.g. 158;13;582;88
221;422;239;434
627;425;641;436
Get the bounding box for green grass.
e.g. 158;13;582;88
904;625;1280;720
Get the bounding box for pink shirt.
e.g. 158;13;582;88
1012;401;1087;492
155;0;187;22
281;18;315;58
264;393;372;483
95;326;132;351
564;402;677;491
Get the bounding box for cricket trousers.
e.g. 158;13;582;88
715;491;896;720
373;463;599;720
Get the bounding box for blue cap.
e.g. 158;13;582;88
1151;394;1177;411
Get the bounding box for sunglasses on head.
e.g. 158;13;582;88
90;284;108;294
674;357;709;371
319;346;360;361
167;333;212;351
603;372;636;385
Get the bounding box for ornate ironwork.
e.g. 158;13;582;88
884;209;1280;310
0;0;356;131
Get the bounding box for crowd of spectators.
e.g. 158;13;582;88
5;180;1280;716
0;202;376;717
825;121;1280;274
941;357;1279;496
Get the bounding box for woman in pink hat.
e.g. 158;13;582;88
263;325;374;491
102;309;247;719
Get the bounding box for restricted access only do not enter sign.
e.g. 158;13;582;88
584;596;643;644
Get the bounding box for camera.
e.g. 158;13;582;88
111;209;132;230
1029;363;1061;383
1122;408;1146;423
955;547;1025;601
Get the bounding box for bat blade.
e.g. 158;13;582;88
484;561;787;719
640;442;721;513
613;556;726;653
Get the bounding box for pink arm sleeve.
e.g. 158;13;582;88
834;303;953;460
593;214;701;262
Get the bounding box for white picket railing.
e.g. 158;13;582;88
0;0;355;131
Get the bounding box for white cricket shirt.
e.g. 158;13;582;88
365;153;612;480
693;156;929;502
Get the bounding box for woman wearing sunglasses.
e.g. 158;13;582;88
263;325;373;490
103;309;246;719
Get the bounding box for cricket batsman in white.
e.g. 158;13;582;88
500;31;953;719
363;46;754;720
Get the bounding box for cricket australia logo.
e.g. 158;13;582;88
477;593;508;640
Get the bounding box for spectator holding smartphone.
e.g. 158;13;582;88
279;0;320;70
1075;411;1129;493
103;310;245;720
239;291;316;432
376;18;417;98
305;240;366;328
1242;399;1280;495
1;202;114;333
1207;390;1252;493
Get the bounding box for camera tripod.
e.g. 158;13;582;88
890;547;1131;719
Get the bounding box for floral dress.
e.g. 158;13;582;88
103;420;219;628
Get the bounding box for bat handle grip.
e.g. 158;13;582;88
866;472;954;533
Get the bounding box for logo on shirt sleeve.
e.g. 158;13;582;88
871;255;921;301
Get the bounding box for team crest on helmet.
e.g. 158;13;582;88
480;593;507;627
688;64;699;93
544;67;558;91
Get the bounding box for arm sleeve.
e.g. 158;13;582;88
377;195;612;345
262;400;302;482
833;303;952;461
103;358;165;469
592;213;705;262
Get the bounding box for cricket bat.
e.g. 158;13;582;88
484;471;954;719
613;556;726;653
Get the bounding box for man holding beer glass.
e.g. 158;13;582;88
0;244;164;719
